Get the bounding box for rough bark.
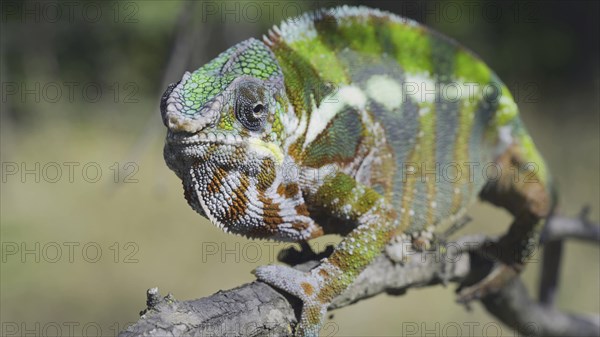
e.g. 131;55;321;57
120;212;600;337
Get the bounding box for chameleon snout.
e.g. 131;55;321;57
160;72;224;134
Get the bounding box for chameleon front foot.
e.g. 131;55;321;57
253;264;328;337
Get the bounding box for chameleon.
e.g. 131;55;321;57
161;6;555;336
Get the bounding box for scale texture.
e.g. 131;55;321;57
161;6;555;336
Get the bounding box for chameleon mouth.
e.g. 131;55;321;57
166;130;244;147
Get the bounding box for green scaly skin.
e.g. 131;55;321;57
161;6;555;336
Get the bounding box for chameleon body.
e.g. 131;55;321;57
162;6;555;336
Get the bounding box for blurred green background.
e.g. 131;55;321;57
1;0;598;336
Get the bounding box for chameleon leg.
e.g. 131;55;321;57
254;173;397;336
458;137;556;302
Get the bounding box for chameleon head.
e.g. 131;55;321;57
160;38;317;240
161;37;286;175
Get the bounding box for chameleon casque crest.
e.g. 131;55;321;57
161;6;555;336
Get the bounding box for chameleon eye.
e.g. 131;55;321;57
253;103;264;114
235;80;267;131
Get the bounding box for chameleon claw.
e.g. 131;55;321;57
457;264;518;303
253;265;316;300
253;264;328;337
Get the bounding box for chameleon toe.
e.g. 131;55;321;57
254;265;328;337
457;264;519;303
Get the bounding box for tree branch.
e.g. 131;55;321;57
540;206;600;243
539;206;600;306
119;214;599;337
